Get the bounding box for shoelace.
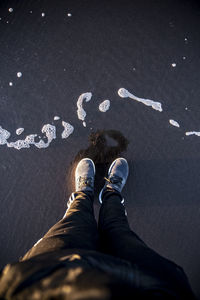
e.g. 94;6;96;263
78;176;93;189
104;175;123;188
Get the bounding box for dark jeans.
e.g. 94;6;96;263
21;189;192;296
21;189;148;260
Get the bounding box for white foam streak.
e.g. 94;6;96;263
185;131;200;137
169;120;180;128
77;92;92;127
118;88;163;112
7;124;56;150
7;134;37;150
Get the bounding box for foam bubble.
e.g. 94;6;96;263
99;100;110;112
171;63;176;67
17;72;22;78
9;82;13;86
54;116;60;121
67;13;72;17
77;92;92;127
169;120;180;128
0;126;11;145
118;88;163;112
16;128;24;135
8;8;13;12
41;12;45;17
61;121;74;139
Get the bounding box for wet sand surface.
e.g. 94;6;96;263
0;0;200;297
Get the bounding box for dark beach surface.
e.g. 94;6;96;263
0;0;200;297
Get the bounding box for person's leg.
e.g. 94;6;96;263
98;188;149;262
22;191;98;260
22;158;98;260
98;158;195;298
98;158;170;265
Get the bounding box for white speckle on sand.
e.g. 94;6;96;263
17;72;22;78
132;67;136;71
30;11;33;14
67;13;72;17
54;116;60;121
171;63;176;67
99;100;110;112
77;92;92;127
118;88;163;112
16;128;24;135
169;119;180;128
41;12;45;17
185;131;200;137
8;8;13;13
9;82;13;86
83;121;86;127
61;121;74;139
183;56;186;60
0;126;11;145
185;107;188;110
6;21;9;24
184;37;188;42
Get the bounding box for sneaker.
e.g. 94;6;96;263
75;158;95;193
99;158;129;203
65;158;95;215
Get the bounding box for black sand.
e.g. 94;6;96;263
0;0;200;297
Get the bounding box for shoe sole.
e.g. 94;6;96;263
99;157;128;203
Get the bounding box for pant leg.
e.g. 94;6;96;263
98;188;195;298
21;191;99;261
98;188;149;261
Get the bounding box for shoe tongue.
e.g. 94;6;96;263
110;175;122;184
